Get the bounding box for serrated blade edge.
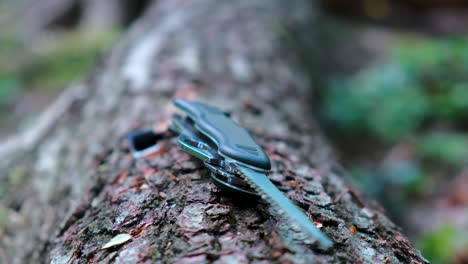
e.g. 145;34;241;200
235;165;333;249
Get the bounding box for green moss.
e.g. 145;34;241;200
152;198;160;207
152;248;160;260
98;164;108;173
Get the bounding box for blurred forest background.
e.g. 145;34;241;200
1;0;468;263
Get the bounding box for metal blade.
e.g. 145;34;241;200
235;165;333;249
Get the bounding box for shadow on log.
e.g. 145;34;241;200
0;0;428;263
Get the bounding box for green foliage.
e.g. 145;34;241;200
417;224;457;264
0;33;23;105
0;32;21;57
0;30;120;107
9;165;29;186
0;30;120;134
0;74;21;106
419;132;468;165
321;38;468;264
321;36;468;164
380;160;424;187
0;207;8;230
323;66;430;142
351;160;426;212
23;30;120;92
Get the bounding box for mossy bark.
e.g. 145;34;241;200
1;0;427;263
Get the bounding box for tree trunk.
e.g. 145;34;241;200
1;0;428;263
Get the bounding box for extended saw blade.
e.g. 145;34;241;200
235;165;333;249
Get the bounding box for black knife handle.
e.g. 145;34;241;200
174;99;271;170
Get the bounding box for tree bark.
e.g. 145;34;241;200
1;0;428;263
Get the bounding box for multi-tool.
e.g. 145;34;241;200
127;98;333;249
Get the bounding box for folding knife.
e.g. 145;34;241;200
128;99;333;249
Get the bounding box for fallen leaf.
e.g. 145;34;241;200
285;180;298;187
100;234;132;250
314;221;323;229
168;172;177;180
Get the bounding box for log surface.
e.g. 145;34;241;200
0;0;427;263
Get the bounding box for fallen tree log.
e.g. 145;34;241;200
0;0;428;263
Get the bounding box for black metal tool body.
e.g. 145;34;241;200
127;98;333;249
169;99;271;196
